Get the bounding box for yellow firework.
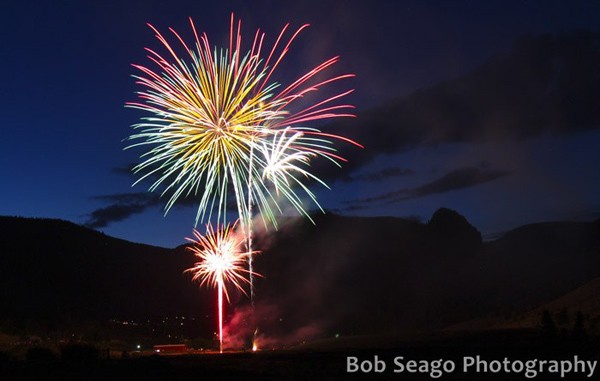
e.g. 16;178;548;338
127;15;359;228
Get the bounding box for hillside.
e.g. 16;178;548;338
446;276;600;334
0;216;207;321
0;212;599;341
253;212;600;336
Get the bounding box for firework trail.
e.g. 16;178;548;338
184;221;258;353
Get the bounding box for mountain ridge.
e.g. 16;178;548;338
1;210;599;338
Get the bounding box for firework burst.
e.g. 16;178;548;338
259;127;328;222
185;221;259;353
127;14;360;229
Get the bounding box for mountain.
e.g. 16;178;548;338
0;212;599;340
446;276;600;334
0;216;208;322
478;220;600;310
253;212;600;336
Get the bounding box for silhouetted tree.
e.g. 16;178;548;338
556;308;569;326
572;311;586;342
26;347;56;362
559;327;568;342
540;310;556;341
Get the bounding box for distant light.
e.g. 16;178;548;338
335;333;340;339
136;344;141;349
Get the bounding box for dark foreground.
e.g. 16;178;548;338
2;330;599;380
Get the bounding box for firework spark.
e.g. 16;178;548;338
184;221;258;353
127;14;360;229
259;127;328;222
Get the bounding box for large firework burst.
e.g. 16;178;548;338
126;14;360;229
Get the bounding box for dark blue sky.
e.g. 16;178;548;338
2;0;599;247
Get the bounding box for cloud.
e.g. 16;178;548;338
341;167;414;183
83;190;241;229
337;204;369;212
347;166;510;206
111;164;136;176
317;30;600;182
85;203;150;229
84;193;162;229
92;193;159;204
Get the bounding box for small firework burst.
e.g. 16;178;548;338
185;221;259;352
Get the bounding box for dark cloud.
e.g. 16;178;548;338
85;203;150;229
91;192;160;204
341;167;414;183
84;191;239;229
318;30;600;182
404;167;510;202
332;204;369;214
84;193;162;229
347;167;510;206
112;163;164;185
111;164;137;176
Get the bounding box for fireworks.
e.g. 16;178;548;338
127;14;360;229
260;127;327;222
128;14;360;351
184;221;258;353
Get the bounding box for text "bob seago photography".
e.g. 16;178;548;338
346;355;597;378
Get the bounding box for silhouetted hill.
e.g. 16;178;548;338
446;277;600;335
0;216;209;323
252;211;600;336
1;211;599;340
480;221;600;310
426;207;482;256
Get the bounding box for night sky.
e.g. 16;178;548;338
2;0;599;248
